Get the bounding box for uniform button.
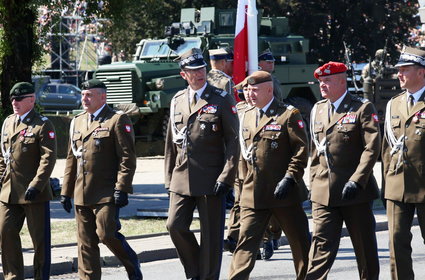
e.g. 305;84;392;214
83;160;87;164
187;131;191;136
83;149;87;152
253;156;257;161
84;171;88;175
327;142;331;145
404;160;408;164
405;137;408;140
406;124;409;128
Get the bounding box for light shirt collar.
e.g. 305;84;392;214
331;91;348;111
189;82;208;100
408;85;425;103
259;97;274;114
18;110;31;122
92;104;106;119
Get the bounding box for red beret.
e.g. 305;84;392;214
314;61;348;79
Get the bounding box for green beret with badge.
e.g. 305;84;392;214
246;70;272;85
10;82;34;97
81;79;107;90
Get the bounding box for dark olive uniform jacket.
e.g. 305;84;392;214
0;110;57;203
62;105;136;206
382;91;425;202
164;84;239;196
239;99;308;209
310;93;380;207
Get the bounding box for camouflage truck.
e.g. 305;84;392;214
94;7;320;140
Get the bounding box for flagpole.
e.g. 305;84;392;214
247;0;258;75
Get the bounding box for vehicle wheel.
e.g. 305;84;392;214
285;96;314;137
162;109;170;139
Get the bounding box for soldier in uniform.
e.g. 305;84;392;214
207;48;235;100
0;82;57;280
223;78;252;253
229;71;311;280
306;62;381;280
164;48;239;280
258;49;284;102
60;79;142;280
382;46;425;280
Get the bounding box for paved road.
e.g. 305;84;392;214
45;226;425;279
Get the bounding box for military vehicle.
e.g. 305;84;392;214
94;7;320;140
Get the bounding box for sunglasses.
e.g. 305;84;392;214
10;95;33;102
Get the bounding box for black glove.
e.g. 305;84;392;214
213;181;231;196
60;195;72;213
24;187;40;201
274;176;295;200
342;181;359;200
114;190;129;208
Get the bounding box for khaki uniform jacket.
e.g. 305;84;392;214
382;91;425;203
239;99;309;209
0;109;57;204
310;93;381;207
164;84;239;196
207;69;235;100
61;105;136;206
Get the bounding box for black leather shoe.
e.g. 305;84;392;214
223;237;237;253
272;239;280;250
262;240;274;260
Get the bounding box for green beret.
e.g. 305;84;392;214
246;71;272;85
10;82;34;96
81;79;107;90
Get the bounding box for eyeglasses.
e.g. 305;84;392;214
10;95;33;102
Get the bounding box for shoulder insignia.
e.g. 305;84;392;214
76;111;86;117
317;99;327;104
41;116;49;121
352;95;368;104
392;91;405;100
220;90;228;97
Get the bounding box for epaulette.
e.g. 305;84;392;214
174;89;187;99
212;87;227;97
317;99;328;104
392;91;405;100
352;95;368;104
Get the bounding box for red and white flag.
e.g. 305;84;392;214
233;0;258;87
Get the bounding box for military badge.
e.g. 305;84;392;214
202;104;218;114
200;123;206;130
372;113;379;123
212;124;218;131
22;147;28;152
48;131;55;139
19;130;25;142
340;114;356;124
271;141;278;149
297;120;304;128
125;125;131;133
232;106;237;114
265;124;281;131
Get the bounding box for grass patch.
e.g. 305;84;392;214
20;217;201;249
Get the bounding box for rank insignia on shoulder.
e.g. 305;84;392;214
297;120;304;128
265;124;281;131
125;125;131;133
48;131;55;139
41;116;48;121
372;113;379;123
202;104;218;114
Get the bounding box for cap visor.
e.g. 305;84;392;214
394;62;416;67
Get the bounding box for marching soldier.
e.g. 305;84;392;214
306;62;380;280
207;47;235;100
164;48;239;280
258;49;284;102
382;46;425;280
224;78;252;253
229;71;311;280
60;79;142;280
0;82;57;280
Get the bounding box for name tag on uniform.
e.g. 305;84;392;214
340;114;356;124
202;105;218;114
265;124;281;131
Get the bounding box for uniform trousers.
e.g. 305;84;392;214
75;203;142;280
0;201;51;280
166;192;226;280
306;202;379;280
226;179;242;241
387;199;425;280
229;204;311;280
263;216;283;242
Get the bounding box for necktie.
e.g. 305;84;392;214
15;116;21;130
408;95;415;114
88;114;94;125
190;91;197;112
256;109;264;127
